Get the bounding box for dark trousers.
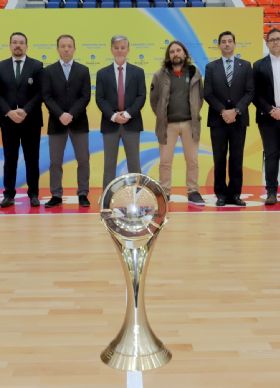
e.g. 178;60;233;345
48;131;89;197
102;125;141;190
1;124;41;198
259;122;280;194
210;124;246;198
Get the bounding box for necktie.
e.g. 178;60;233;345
63;62;71;80
118;66;125;111
225;59;233;87
15;60;22;83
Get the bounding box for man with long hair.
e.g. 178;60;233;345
150;40;204;204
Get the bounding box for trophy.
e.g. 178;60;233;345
100;173;172;371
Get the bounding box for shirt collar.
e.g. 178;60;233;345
270;53;280;62
114;61;127;71
12;55;26;63
222;55;235;64
60;59;74;66
172;68;185;77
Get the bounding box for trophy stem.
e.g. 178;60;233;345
101;243;172;371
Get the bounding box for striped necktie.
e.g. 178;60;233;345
225;59;233;87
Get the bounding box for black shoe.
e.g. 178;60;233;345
231;195;246;207
265;192;277;205
188;191;205;205
216;196;226;206
45;196;62;208
30;196;40;207
79;195;90;207
0;197;15;208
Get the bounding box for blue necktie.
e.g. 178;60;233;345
63;63;71;80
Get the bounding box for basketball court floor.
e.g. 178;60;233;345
0;187;279;387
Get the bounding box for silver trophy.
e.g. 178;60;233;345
100;173;172;371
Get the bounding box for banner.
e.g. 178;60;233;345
0;8;263;188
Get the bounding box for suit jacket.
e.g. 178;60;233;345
204;57;254;128
253;55;277;125
0;56;43;129
95;63;146;133
42;61;91;134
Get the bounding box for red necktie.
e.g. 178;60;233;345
118;66;125;111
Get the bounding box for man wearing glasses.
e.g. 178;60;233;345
253;28;280;205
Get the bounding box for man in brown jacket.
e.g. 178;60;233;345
150;40;204;204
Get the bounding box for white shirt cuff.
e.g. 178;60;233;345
111;113;117;122
122;111;131;119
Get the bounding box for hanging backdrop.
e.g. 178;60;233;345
0;8;263;188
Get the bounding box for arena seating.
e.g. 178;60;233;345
243;0;280;37
2;0;278;39
43;0;205;7
0;0;8;7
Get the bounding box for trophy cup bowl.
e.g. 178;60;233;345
100;173;172;371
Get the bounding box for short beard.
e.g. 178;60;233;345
171;57;184;65
13;50;23;58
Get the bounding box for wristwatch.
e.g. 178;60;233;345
235;108;241;115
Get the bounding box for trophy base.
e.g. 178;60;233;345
101;345;172;371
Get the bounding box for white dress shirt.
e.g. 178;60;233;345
270;53;280;108
12;55;26;77
222;55;235;74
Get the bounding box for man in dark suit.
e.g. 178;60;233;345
42;34;91;208
204;31;254;207
0;32;43;208
96;35;146;190
253;28;280;205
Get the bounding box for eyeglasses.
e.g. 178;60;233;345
267;37;280;43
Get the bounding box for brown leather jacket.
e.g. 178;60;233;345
150;65;203;145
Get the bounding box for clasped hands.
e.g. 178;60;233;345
114;111;129;125
221;109;237;124
269;107;280;121
7;108;27;124
59;112;73;126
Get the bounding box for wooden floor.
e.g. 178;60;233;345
0;212;280;388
